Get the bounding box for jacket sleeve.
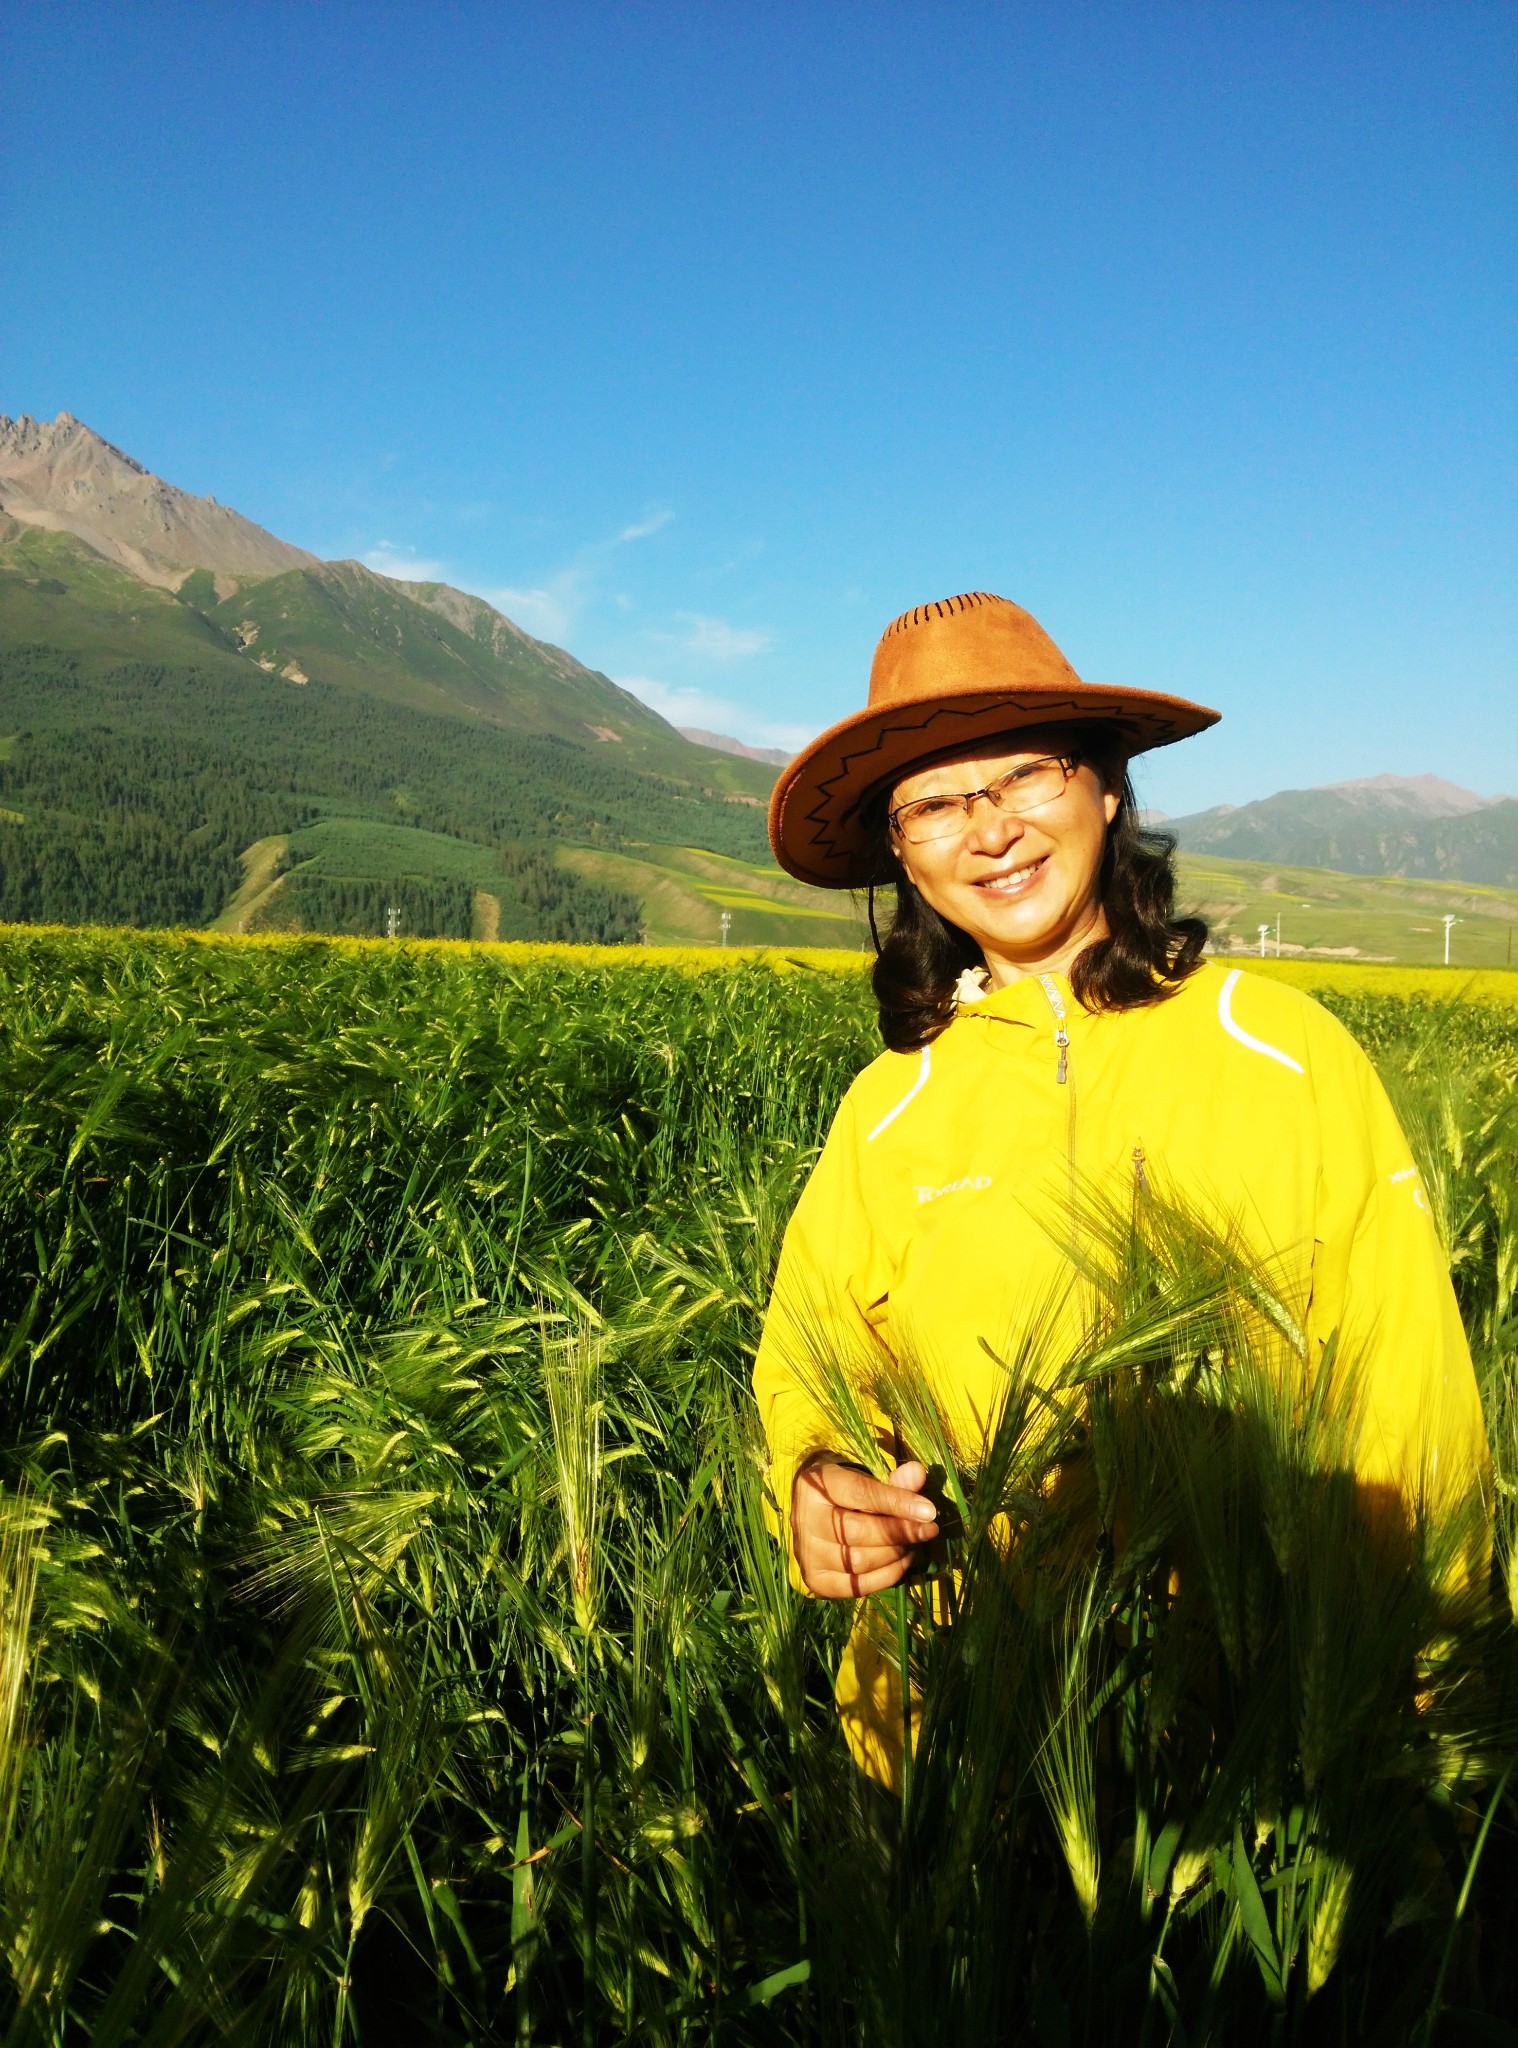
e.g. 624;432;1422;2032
1306;1010;1491;1541
751;1088;894;1591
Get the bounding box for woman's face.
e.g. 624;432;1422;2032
889;731;1121;981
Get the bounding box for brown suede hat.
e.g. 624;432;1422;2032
767;591;1220;888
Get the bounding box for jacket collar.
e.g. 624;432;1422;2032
957;968;1078;1025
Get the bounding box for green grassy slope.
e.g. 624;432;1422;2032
0;525;249;672
284;816;507;886
207;560;773;789
1180;852;1518;968
218;816;645;945
561;841;871;948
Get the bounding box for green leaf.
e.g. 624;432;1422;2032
746;1958;810;2007
1147;1817;1186;1900
511;1795;536;1949
1231;1824;1285;2005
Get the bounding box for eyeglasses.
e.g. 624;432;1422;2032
888;753;1078;845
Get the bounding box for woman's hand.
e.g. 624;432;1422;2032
791;1457;940;1598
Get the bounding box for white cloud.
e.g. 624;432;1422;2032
363;541;450;582
618;510;674;543
657;612;771;661
616;675;815;755
479;584;570;640
483;513;672;637
359;516;774;677
363;545;577;641
473;565;592;643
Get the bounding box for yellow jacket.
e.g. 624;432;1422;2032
752;961;1490;1782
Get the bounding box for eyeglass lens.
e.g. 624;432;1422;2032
893;757;1070;842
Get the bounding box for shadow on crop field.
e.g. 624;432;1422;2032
0;930;1514;2044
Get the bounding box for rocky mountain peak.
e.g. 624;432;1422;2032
0;410;316;591
1324;773;1491;818
1;410;148;479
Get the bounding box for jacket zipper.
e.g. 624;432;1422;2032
1037;975;1079;1207
1036;974;1070;1084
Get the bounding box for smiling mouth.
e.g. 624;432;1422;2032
975;854;1049;895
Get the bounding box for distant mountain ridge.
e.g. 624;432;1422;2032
1325;772;1505;816
676;726;791;766
0;411;775;801
1170;774;1518;888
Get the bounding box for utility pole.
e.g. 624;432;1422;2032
386;903;400;941
1258;923;1270;958
1442;914;1459;966
1275;914;1282;957
719;911;732;948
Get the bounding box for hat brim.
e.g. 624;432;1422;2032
768;683;1220;889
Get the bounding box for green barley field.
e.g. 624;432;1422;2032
2;927;1516;2046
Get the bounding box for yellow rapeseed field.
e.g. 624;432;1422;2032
5;925;1507;1003
6;920;1517;1001
1244;957;1518;1005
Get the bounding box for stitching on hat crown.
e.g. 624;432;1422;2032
886;591;1002;637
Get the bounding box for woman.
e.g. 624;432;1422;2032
753;590;1489;1787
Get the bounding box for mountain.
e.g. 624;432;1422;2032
0;412;316;590
1169;775;1518;888
0;412;773;794
0;413;818;943
677;726;792;767
1323;772;1498;818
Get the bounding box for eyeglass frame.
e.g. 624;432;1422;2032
887;751;1081;843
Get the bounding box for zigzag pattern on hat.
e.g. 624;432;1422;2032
799;691;1152;880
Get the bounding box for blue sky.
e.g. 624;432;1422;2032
3;2;1513;814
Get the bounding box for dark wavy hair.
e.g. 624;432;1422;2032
864;725;1208;1053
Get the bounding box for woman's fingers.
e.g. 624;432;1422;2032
886;1459;929;1493
833;1540;913;1574
791;1458;944;1597
793;1521;914;1591
801;1461;939;1536
808;1554;916;1599
822;1504;938;1549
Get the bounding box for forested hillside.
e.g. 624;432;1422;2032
0;516;773;798
0;431;785;942
0;645;768;937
